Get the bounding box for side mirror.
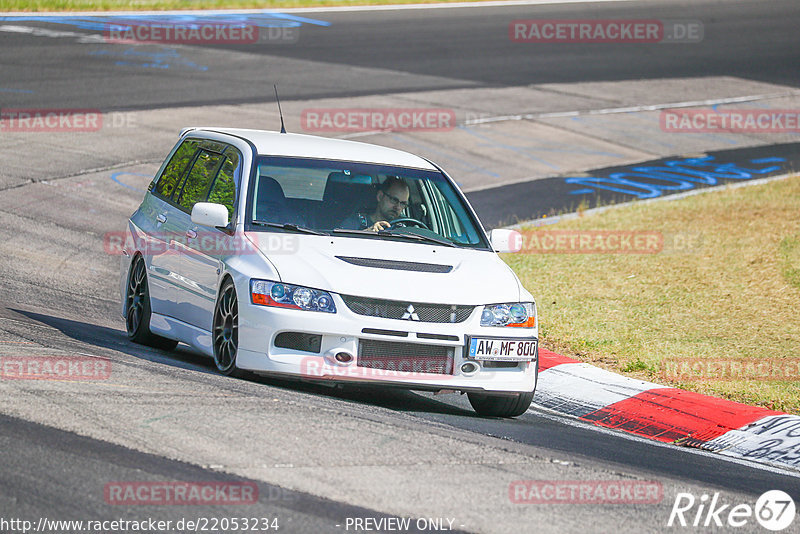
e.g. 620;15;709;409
488;229;522;253
191;202;229;228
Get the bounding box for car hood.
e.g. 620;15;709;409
244;233;522;305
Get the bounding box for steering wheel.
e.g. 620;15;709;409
388;217;429;230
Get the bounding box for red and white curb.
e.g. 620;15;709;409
534;349;800;473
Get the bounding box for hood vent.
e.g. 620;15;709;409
336;256;452;273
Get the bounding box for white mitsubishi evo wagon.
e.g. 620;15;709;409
120;128;538;417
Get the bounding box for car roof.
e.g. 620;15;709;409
182;127;438;171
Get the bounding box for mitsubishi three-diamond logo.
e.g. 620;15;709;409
402;304;419;321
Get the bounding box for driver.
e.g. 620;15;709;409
339;177;410;232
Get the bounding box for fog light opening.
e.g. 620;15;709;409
335;352;353;364
461;361;480;375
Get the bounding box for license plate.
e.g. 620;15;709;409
468;338;537;361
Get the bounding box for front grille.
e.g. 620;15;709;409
336;256;452;273
342;295;473;323
274;332;322;353
358;339;454;375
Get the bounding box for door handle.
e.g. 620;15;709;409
156;214;167;223
186;230;197;239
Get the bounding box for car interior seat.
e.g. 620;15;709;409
254;175;304;226
322;172;376;228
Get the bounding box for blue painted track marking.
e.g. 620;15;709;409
0;12;330;72
566;155;787;198
0;12;331;31
89;47;207;71
111;171;149;193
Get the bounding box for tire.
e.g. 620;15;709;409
212;279;246;377
125;256;178;350
468;390;534;418
468;356;538;417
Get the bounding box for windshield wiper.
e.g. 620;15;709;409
380;230;457;247
331;228;379;236
252;221;327;235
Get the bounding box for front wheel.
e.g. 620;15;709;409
467;390;534;418
468;351;538;417
212;279;246;377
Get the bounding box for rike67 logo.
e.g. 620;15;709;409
667;490;795;531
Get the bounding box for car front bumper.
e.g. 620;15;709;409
236;292;538;394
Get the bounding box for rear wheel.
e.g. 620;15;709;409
125;256;178;350
213;279;246;377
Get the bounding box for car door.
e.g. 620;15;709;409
166;141;237;331
179;146;241;331
144;138;200;317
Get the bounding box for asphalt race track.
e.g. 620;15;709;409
1;1;799;532
2;0;800;110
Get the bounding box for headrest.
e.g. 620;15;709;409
323;172;374;202
257;176;286;203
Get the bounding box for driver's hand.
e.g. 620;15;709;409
368;221;391;232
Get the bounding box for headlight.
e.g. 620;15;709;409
250;279;337;313
481;302;536;328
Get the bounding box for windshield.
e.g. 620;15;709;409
245;156;488;248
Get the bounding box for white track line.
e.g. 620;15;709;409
464;92;800;126
328;92;800;140
0;1;640;18
0;24;104;42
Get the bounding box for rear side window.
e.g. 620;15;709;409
176;150;224;212
154;139;199;200
207;149;240;219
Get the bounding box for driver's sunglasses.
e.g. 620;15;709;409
383;191;409;208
